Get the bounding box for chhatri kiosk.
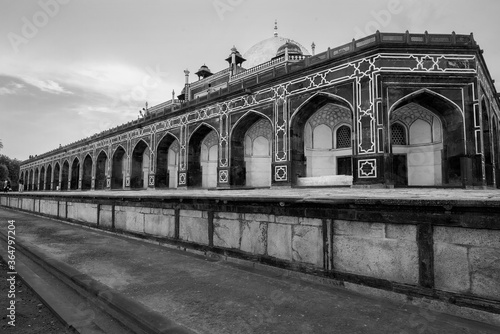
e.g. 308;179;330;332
20;29;500;191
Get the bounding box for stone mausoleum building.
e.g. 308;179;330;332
20;30;500;190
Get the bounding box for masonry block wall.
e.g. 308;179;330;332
1;194;500;320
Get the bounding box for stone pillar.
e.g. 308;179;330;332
177;123;188;189
217;106;230;188
271;98;291;187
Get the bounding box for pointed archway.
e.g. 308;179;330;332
70;158;80;190
230;112;272;187
53;163;60;190
34;168;39;191
111;146;126;189
82;155;93;190
188;124;218;188
131;140;150;189
290;93;354;186
156;133;179;189
95;151;108;190
45;164;52;190
481;100;494;186
40;166;46;191
61;161;69;190
389;90;465;186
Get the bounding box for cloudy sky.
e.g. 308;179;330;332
1;0;499;160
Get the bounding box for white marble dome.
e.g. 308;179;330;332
243;36;310;69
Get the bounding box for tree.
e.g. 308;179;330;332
0;164;9;181
0;155;21;189
0;139;3;151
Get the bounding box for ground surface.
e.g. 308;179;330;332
16;187;500;203
1;208;499;334
0;259;74;333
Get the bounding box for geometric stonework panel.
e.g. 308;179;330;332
106;178;111;188
274;165;288;181
219;170;228;183
391;102;435;127
148;175;155;186
179;172;186;185
307;103;352;129
358;159;377;178
246;118;273;142
125;177;130;187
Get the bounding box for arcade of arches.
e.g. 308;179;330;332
19;89;500;191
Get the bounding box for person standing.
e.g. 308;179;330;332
19;179;24;192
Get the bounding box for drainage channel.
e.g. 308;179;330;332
0;231;194;334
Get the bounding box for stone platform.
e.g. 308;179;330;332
2;187;500;329
1;207;500;333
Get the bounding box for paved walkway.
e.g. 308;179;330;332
1;208;500;334
13;187;500;203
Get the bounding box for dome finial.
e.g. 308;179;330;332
274;19;278;37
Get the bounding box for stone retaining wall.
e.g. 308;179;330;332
2;193;499;318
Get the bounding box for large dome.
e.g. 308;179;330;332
243;36;310;69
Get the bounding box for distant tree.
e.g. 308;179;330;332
0;155;21;189
0;164;9;181
0;139;3;151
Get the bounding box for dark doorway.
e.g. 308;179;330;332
61;161;69;190
40;167;45;190
95;151;107;190
70;158;80;190
392;154;408;186
188;125;214;188
54;163;60;190
337;157;352;175
82;155;93;190
111;147;126;189
45;165;52;190
156;134;177;188
131;140;149;189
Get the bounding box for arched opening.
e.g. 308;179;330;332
231;113;272;187
34;168;39;191
28;169;33;190
156;133;179;189
290;94;354;186
481;100;494;186
61;161;69;190
493;119;499;189
19;171;24;190
95;151;108;190
188;124;218;188
40;166;46;191
111;146;126;189
82;155;93;190
70;158;80;190
131;140;150;189
45;164;52;191
389;91;462;186
54;163;60;190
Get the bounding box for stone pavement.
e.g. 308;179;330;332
1;208;499;334
15;186;500;203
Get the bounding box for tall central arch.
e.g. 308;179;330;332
230;111;272;187
111;146;126;189
188;124;218;188
156;133;179;189
290;93;354;186
389;90;465;186
131;140;150;189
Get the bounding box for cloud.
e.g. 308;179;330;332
0;81;25;95
21;77;72;95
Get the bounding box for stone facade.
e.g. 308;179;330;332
18;31;500;190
